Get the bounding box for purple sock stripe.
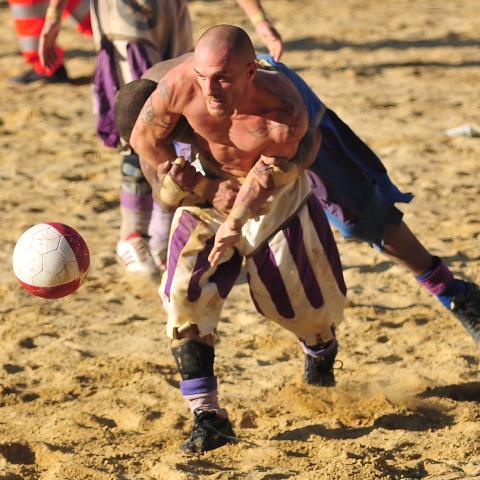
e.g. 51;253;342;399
416;261;454;296
302;338;337;358
164;210;199;299
284;215;324;308
120;190;153;211
307;194;347;296
253;245;295;319
180;376;217;397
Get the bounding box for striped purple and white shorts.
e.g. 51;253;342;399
159;173;347;346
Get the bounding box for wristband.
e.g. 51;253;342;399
159;173;190;208
271;163;301;188
45;5;62;21
173;156;186;167
249;10;267;26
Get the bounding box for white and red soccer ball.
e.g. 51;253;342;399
12;223;90;299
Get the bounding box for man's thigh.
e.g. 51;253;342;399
246;193;346;346
160;206;243;339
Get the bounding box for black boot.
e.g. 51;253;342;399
304;341;338;387
181;409;237;454
9;65;69;84
450;282;480;343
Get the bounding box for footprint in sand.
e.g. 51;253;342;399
0;441;35;465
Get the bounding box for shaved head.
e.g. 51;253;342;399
193;25;257;117
195;25;255;65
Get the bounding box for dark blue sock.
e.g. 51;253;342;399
437;279;468;309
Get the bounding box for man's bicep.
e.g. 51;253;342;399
270;123;320;163
139;91;180;138
138;81;180;139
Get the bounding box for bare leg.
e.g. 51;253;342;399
383;221;432;275
383;221;480;342
176;325;214;346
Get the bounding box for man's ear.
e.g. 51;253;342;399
247;61;257;79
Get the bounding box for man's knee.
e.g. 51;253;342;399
171;337;215;380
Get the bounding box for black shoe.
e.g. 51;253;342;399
450;282;480;343
181;410;236;454
9;65;69;84
304;341;338;386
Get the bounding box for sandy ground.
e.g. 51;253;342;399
0;1;479;478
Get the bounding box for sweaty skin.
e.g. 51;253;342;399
130;26;311;266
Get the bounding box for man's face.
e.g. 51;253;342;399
193;49;254;118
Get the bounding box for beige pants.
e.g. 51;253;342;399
160;173;346;346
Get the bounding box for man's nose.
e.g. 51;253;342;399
205;78;219;96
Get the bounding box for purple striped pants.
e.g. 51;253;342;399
160;173;347;346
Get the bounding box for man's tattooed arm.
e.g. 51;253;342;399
130;78;181;190
142;96;171;127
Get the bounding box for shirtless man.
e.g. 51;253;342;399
33;0;283;277
130;25;347;453
121;51;480;346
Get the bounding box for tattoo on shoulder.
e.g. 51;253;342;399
263;76;299;118
245;78;302;141
157;79;170;99
142;96;173;129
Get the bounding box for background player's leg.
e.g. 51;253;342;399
383;221;432;274
116;151;158;275
8;0;67;83
384;221;480;342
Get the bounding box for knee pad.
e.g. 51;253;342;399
171;339;215;380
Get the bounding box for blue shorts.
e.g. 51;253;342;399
257;54;414;249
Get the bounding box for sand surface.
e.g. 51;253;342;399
0;1;479;478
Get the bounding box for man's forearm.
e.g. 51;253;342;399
46;0;67;20
236;0;268;24
227;123;321;225
227;171;272;227
137;143;176;183
275;123;321;185
131;120;177;175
